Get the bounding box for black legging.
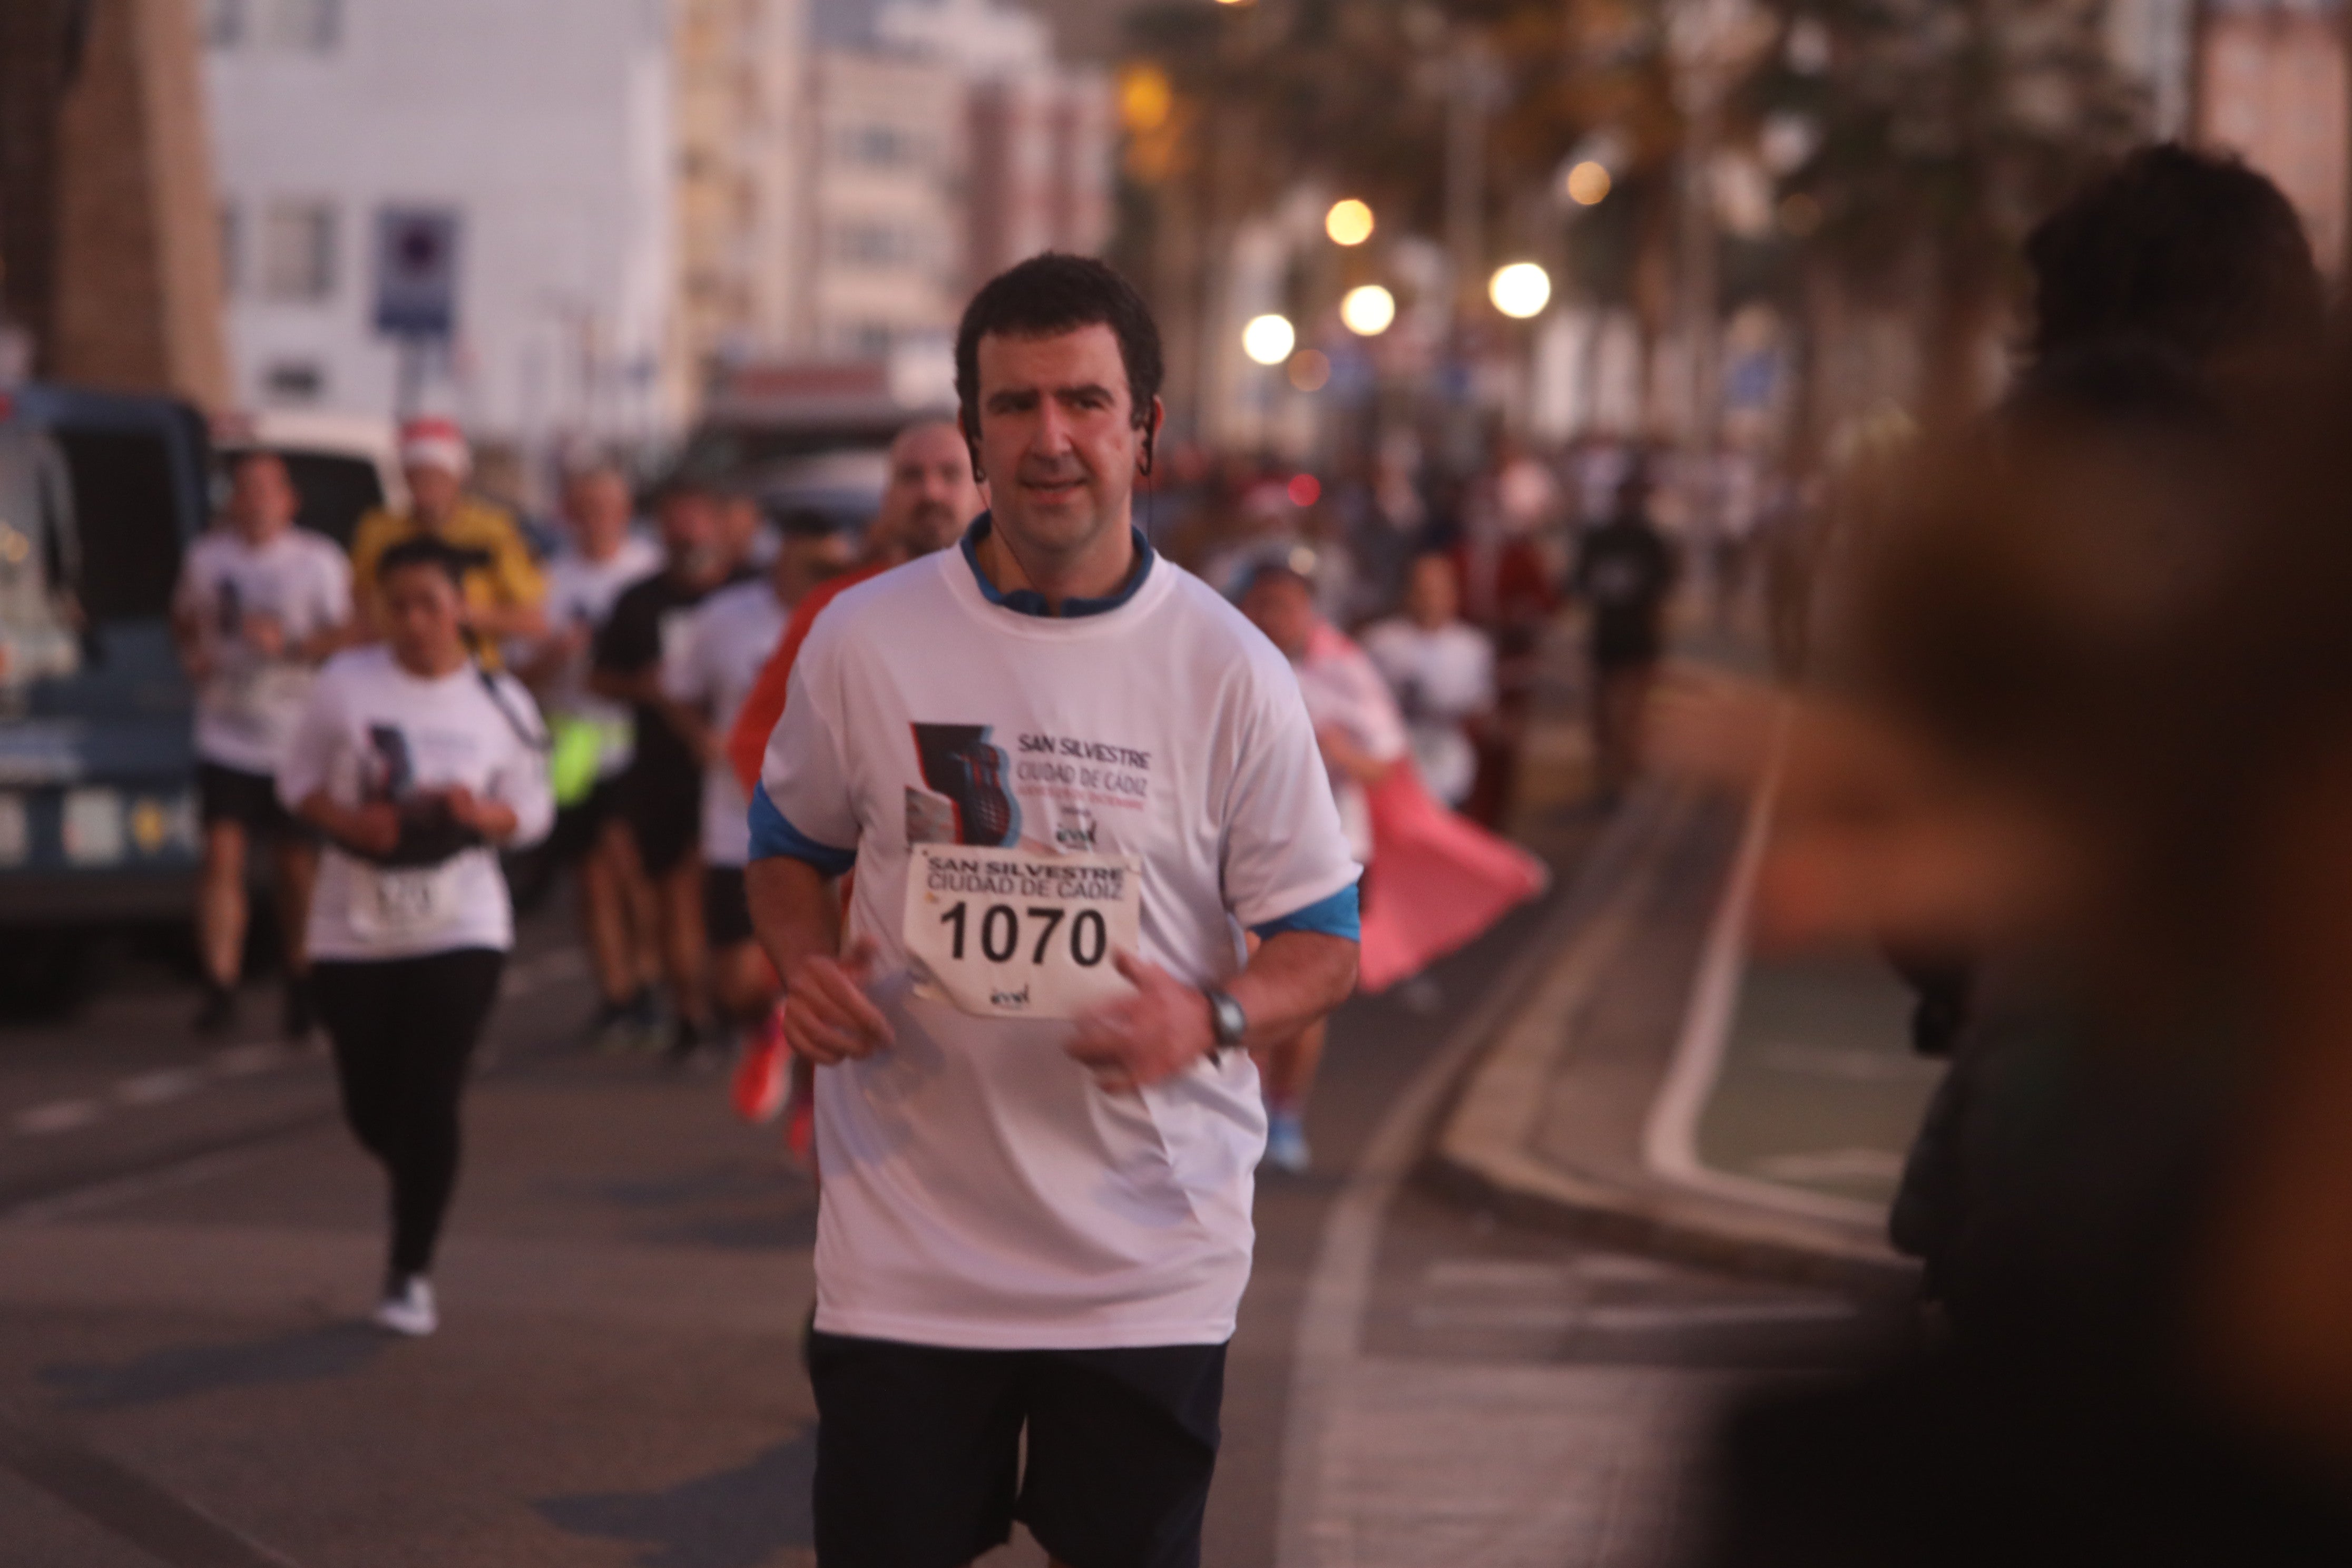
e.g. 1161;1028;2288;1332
312;948;505;1279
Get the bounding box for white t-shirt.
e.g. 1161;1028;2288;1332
662;576;788;867
1292;629;1411;863
529;533;660;778
279;646;555;962
761;543;1360;1350
175;528;353;775
1360;617;1495;808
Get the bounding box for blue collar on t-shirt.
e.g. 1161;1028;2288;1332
959;513;1155;619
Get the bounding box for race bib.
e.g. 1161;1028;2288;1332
901;843;1142;1020
347;859;467;942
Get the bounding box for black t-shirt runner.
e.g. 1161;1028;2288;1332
593;566;748;795
1574;515;1679;668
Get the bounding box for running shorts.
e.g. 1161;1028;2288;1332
198;761;303;838
807;1330;1226;1568
547;775;624;864
616;759;701;879
702;864;754;949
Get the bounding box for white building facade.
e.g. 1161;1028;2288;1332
205;0;680;445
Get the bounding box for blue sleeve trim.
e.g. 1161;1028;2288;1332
1252;883;1361;943
748;782;856;877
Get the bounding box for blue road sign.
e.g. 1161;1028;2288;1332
373;207;461;339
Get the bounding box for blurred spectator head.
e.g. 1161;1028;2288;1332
1404;551;1461;629
874;418;982;562
651;478;726;583
716;484;765;567
1239;563;1317;659
398;416;469;526
773;506;858;602
225;450;297;543
2024;143;2323;371
559;463;633;557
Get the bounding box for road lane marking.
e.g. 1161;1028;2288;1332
1277;788;1689;1568
117;1070;203;1106
1410;1299;1857;1334
0;1401;302;1567
1748;1148;1908;1184
13;1101;102;1136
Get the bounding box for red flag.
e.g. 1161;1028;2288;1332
1357;761;1548;994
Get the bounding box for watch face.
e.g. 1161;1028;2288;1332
1211;991;1247;1046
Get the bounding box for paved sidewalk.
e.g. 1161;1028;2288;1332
1434;766;1935;1292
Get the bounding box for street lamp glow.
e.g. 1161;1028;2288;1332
1488;262;1552;320
1565;161;1612;207
1325;198;1375;247
1242;313;1296;365
1340;284;1397;336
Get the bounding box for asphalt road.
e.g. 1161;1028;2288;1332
0;844;1889;1568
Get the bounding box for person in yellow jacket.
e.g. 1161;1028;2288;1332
350;418;547;662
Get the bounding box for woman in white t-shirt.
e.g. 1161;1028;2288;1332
278;537;554;1337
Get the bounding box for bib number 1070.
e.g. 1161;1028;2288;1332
937;902;1110;969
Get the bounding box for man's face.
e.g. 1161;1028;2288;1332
1241;573;1316;661
563;470;633;557
773;528;858;604
656;493;723;581
1406;555;1459;628
406;463;463;525
965;324;1155;563
875;422;982;558
229;454;297;542
717;495;763;566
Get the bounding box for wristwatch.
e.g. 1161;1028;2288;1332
1204;988;1248;1052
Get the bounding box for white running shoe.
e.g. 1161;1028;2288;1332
372;1276;438;1337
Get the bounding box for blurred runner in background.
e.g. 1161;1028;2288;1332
173;452;353;1039
517;463;663;1049
723;418;982;1150
593;481;746;1062
663;512;855;1060
1241;562;1406;1172
1573;466;1679;808
349;418;546;660
281;536;552;1338
1361;552;1496;812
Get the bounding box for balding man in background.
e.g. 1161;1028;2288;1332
724;419;983;798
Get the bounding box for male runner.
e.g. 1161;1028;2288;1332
517;464;662;1045
663;513;854;1037
172;451;352;1036
746;254;1360;1568
723;418;983;798
593;480;744;1059
724;418;982;1145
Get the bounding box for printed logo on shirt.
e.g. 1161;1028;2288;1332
909;724;1021;847
367;724;415;800
1053;804;1098;852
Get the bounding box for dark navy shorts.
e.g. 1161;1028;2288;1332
808;1329;1226;1568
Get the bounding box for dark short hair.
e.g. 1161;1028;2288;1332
376;535;475;590
954;253;1164;436
775;505;839;540
2025;143;2323;367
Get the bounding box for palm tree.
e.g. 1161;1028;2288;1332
1741;0;2143;433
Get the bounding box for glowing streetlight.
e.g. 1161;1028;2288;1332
1325;198;1375;247
1242;313;1296;366
1488;262;1552;320
1564;161;1612;207
1340;284;1397;337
